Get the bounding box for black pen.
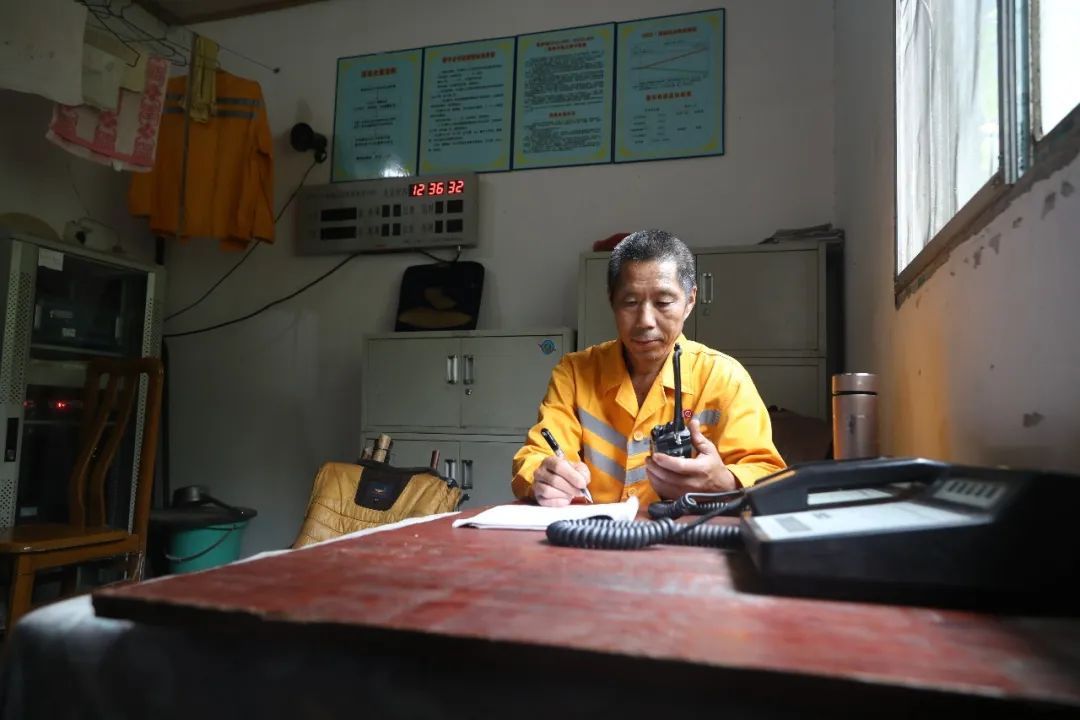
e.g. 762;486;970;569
541;428;593;503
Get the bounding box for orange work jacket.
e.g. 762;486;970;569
129;70;273;250
512;336;786;507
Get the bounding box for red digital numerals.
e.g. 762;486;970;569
409;180;464;196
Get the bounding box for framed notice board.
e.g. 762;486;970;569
333;48;423;181
614;9;725;163
512;23;615;169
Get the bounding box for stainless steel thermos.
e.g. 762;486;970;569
831;373;879;459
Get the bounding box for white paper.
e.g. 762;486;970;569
37;248;64;271
452;496;639;530
0;0;87;106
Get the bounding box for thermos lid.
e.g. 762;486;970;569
832;372;879;394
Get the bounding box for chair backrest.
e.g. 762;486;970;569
68;358;163;547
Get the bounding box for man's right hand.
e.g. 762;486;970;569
532;455;591;507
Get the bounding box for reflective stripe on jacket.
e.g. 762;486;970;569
511;336;785;506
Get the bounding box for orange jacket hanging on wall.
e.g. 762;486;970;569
129;70;274;250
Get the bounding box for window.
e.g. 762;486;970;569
1034;0;1080;138
894;0;1080;287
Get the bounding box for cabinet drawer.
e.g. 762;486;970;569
363;330;573;436
365;337;461;429
578;257;617;351
696;249;821;355
386;439;460;476
738;357;827;419
460;334;565;432
377;437;518;509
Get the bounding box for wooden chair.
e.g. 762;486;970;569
0;357;163;632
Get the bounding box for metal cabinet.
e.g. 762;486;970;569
695;247;822;356
362;328;574;507
740;357;827;419
577;240;841;418
0;230;164;528
389;437;520;508
578;256;616;357
366;337;461;429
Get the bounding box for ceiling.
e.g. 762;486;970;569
134;0;324;25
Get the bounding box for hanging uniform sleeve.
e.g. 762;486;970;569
239;93;275;244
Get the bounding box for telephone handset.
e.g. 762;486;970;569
742;455;948;515
648;456;946;520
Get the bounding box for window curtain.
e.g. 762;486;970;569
896;0;999;272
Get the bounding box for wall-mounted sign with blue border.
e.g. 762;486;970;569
419;37;515;174
614;9;725;163
333;49;423;181
512;23;614;170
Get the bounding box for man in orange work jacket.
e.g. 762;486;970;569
512;229;785;507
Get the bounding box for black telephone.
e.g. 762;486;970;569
738;457;1080;610
548;455;1080;612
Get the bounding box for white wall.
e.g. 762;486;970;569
834;1;1080;472
156;0;836;554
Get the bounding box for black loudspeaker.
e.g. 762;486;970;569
290;122;328;163
395;262;484;332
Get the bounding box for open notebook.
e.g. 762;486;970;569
451;496;639;530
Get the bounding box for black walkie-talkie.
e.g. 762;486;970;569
649;343;693;458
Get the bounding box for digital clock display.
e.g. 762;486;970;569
409;179;465;197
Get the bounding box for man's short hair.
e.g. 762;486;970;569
607;229;697;300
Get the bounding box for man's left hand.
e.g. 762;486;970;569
645;419;738;498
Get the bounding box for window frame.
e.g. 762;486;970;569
893;0;1080;304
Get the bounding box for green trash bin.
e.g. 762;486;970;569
167;519;250;574
150;502;257;575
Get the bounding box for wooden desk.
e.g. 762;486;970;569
92;509;1080;717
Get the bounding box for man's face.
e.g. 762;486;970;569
611;259;696;371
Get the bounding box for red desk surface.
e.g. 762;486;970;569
93;510;1080;710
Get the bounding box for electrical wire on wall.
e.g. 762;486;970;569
164;158;319;322
163;253;359;338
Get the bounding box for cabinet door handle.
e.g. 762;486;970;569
446;354;458;384
463;354;474;385
444;458;456;480
462;459;473;490
705;272;715;304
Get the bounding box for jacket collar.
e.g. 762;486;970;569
660;334;698;396
602;334;698;397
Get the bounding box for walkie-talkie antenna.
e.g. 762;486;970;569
672;344;684;433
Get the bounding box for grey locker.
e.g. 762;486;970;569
365;337;461;429
361;329;575;509
459;440;519;507
738;357;827;419
460;334;564;432
695;248;821;356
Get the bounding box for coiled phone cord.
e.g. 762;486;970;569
648;493;746;520
546;504;743;550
